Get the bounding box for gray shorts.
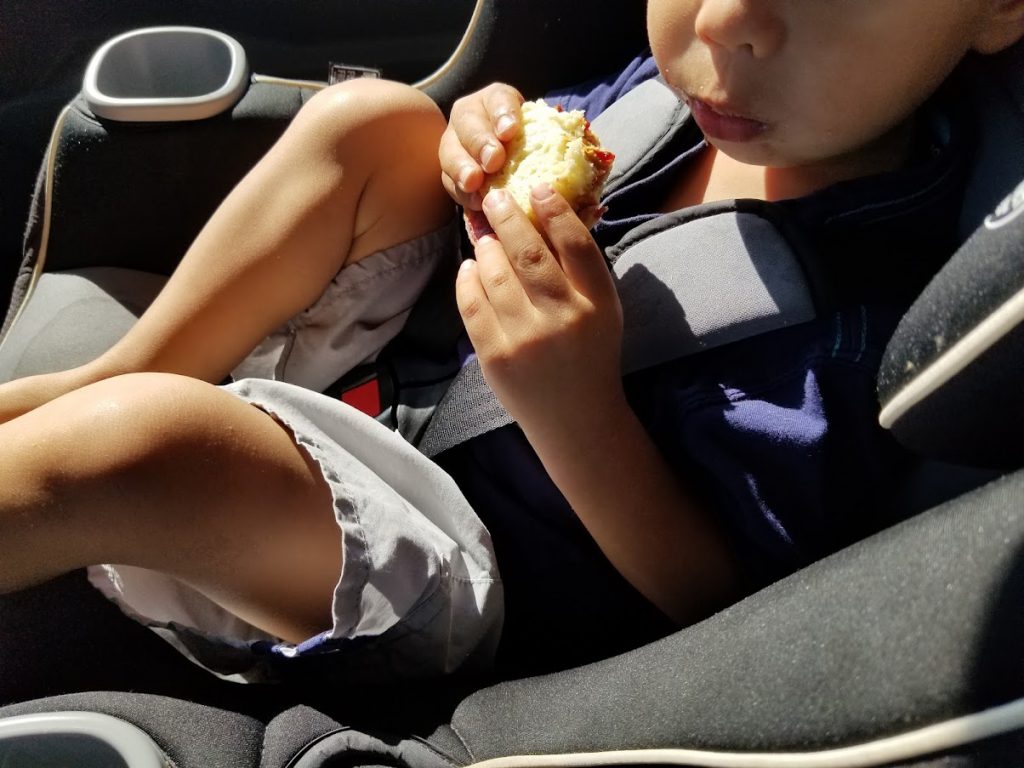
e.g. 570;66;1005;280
88;224;504;683
231;220;458;393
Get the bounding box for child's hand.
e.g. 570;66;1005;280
455;183;625;442
440;83;524;211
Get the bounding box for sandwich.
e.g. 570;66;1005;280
465;99;614;243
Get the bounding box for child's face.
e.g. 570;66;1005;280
647;0;1003;171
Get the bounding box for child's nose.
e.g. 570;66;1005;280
694;0;786;59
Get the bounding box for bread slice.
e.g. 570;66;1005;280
466;99;614;242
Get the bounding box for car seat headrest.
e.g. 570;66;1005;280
877;180;1024;469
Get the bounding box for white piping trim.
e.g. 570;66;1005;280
879;284;1024;429
413;0;485;91
467;697;1024;768
251;73;327;91
0;102;74;352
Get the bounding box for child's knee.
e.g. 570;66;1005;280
0;373;224;556
299;78;445;153
52;373;227;476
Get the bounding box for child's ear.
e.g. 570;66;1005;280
972;0;1024;55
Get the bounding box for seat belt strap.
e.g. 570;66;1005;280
418;356;514;457
419;205;818;458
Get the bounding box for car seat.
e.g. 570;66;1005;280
1;1;1023;766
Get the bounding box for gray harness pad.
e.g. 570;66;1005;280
592;78;692;196
613;207;815;373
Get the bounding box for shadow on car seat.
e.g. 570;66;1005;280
0;2;1022;767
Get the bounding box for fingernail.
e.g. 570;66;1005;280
480;142;500;169
495;113;515;135
483;188;509;210
457;165;475;192
531;183;555;201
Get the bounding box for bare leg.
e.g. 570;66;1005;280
0;372;339;643
0;78;453;422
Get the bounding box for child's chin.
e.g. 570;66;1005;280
710;139;789;168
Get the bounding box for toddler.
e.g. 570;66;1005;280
0;0;1021;680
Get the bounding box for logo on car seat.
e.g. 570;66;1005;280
985;179;1024;230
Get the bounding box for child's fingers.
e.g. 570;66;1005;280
441;83;523;207
455;258;503;358
439;128;485;205
529;185;614;303
576;204;608;230
449;92;509;175
483;84;524;141
481;189;572;307
472;228;535;315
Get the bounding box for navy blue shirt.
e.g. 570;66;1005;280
439;55;971;677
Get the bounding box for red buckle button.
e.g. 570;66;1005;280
340;377;382;417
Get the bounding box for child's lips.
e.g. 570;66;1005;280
687;97;769;143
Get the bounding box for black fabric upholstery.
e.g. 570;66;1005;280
420;0;648;109
0;692;265;768
447;470;1024;757
284;729;461;768
258;706;345;768
956;45;1024;234
878;184;1024;468
873;42;1023;470
0;571;283;714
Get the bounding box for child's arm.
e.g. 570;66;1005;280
455;183;739;625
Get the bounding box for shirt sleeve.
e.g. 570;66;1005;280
543;52;660;119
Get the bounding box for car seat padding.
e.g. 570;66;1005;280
0;268;165;382
878;181;1024;468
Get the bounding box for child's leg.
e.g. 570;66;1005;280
0;372;340;644
0;78;453;421
106;77;454;380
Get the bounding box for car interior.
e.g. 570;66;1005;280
0;1;1022;766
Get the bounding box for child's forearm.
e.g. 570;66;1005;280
522;395;739;625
